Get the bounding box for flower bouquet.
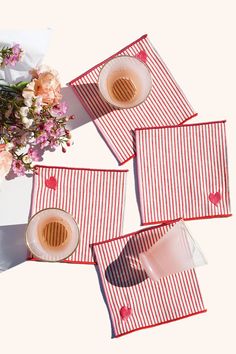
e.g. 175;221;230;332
0;43;74;180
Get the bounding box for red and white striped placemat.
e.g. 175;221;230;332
92;220;206;338
135;120;231;225
30;165;128;264
70;34;197;165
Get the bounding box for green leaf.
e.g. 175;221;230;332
11;81;29;91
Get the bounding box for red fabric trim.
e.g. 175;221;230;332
69;34;148;84
28;258;96;265
91;218;182;246
135;119;227;132
115;309;207;338
29;172;37;218
119;154;136;165
179;112;198;125
34;164;128;173
141;214;232;226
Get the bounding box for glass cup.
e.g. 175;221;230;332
26;208;80;262
98;55;152;109
139;220;207;282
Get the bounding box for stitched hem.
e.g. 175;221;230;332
115;309;207;338
28;258;96;265
141;214;232;226
91;219;181;246
34;165;128;173
135;119;226;132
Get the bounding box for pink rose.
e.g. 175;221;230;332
0;144;6;153
23;67;62;106
0;151;13;181
34;72;62;105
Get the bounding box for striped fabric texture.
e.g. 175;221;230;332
92;220;206;338
70;34;197;165
135;121;231;225
30;165;127;264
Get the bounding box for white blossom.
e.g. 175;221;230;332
24;97;33;107
20;106;29;117
33;96;43;114
22;154;32;164
22;117;33;128
5;142;14;151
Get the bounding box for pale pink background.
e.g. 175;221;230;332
0;0;235;353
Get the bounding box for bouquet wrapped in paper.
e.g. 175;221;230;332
0;30;74;182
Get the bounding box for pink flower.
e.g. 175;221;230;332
35;132;51;150
49;140;59;149
44;120;54;132
50;127;65;139
0;144;6;153
55;128;65;137
12;159;26;176
23;67;62;106
35;72;62;105
12;44;22;57
51;102;68;117
28;147;40;162
0;151;13;180
35;133;48;145
12;44;20;54
3;44;23;66
40;140;50;149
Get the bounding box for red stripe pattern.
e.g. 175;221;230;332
135;121;231;225
92;221;206;338
30;166;127;263
70;34;196;165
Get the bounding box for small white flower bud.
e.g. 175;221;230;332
22;154;32;164
20;106;29;117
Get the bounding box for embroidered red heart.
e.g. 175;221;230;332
120;305;132;321
45;176;57;190
209;192;221;206
135;50;147;63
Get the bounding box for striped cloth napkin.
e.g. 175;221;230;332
70;34;197;165
30;165;127;264
92;220;206;338
135;120;231;225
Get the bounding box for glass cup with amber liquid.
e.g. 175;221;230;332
98;55;152;109
26;208;80;262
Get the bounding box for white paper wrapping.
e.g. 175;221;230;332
0;29;52;83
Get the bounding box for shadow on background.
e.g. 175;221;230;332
0;223;29;273
5;147;44;181
63;82;118;126
62;86;92;129
133;156;143;224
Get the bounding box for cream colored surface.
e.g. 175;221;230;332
0;0;235;353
